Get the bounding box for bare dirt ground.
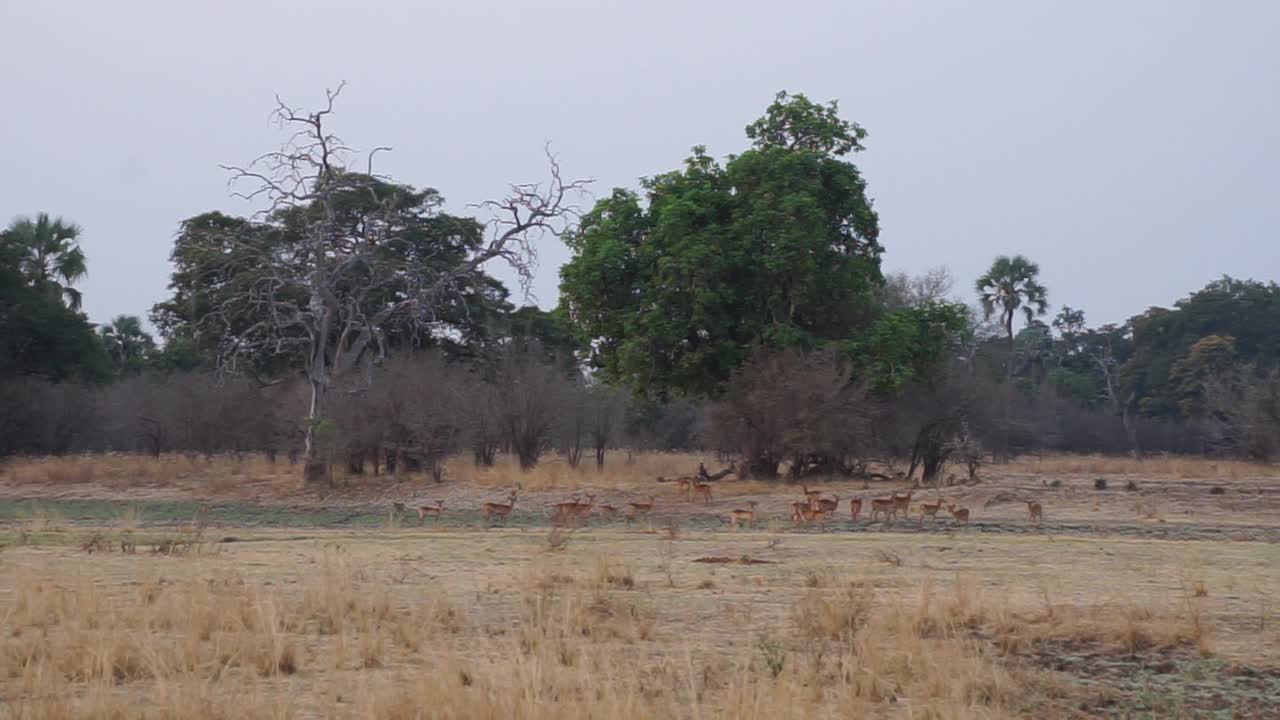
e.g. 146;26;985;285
2;453;1277;542
2;453;1278;717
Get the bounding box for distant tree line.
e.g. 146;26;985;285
2;89;1277;479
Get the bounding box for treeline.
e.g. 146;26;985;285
2;89;1277;479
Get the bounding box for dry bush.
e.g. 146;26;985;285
447;451;718;491
793;583;875;640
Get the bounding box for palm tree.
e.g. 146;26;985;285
975;254;1049;366
976;255;1049;459
2;213;88;310
99;315;155;374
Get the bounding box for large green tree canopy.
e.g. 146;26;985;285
559;91;889;398
1121;276;1280;418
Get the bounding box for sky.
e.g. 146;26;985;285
3;0;1277;332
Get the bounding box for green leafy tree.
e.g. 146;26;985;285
1122;277;1280;419
2;213;88;310
98;315;156;376
845;302;970;394
560;91;883;398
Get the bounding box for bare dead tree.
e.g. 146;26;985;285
208;84;588;482
1088;331;1142;459
587;384;625;470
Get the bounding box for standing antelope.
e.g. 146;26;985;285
892;489;914;518
1026;500;1043;523
547;493;584;524
918;498;944;524
849;497;863;522
691;481;713;504
482;490;518;525
727;500;759;529
801;485;823;505
870;496;897;522
674;476;695;499
416;500;445;525
946;503;970;523
815;495;839;513
792;503;827;529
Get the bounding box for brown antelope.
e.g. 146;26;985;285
815;495;839;513
567;493;596;523
674;476;696;499
892;489;914;518
793;503;827;529
691;482;713;504
416;500;445;525
919;498;944;524
482;490;518;525
550;493;595;525
849;497;863;522
727;500;759;529
626;495;655;518
946;503;970;523
547;494;584;523
1026;500;1043;523
870;496;897;522
801;485;823;505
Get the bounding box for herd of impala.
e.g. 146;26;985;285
392;461;1048;530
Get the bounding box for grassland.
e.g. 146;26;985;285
1;452;1278;718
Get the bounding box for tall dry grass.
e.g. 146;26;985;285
0;549;1216;719
1006;453;1277;480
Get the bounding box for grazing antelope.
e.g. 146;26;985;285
919;498;944;524
1026;500;1043;523
416;500;445;525
870;496;897;522
892;489;914;517
482;490;518;525
849;497;863;522
946;503;970;523
727;500;759;529
691;481;713;504
815;495;839;513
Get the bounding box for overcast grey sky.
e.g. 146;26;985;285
3;1;1277;332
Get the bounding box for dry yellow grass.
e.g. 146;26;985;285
3;451;1277;501
1006;453;1278;480
2;525;1268;719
